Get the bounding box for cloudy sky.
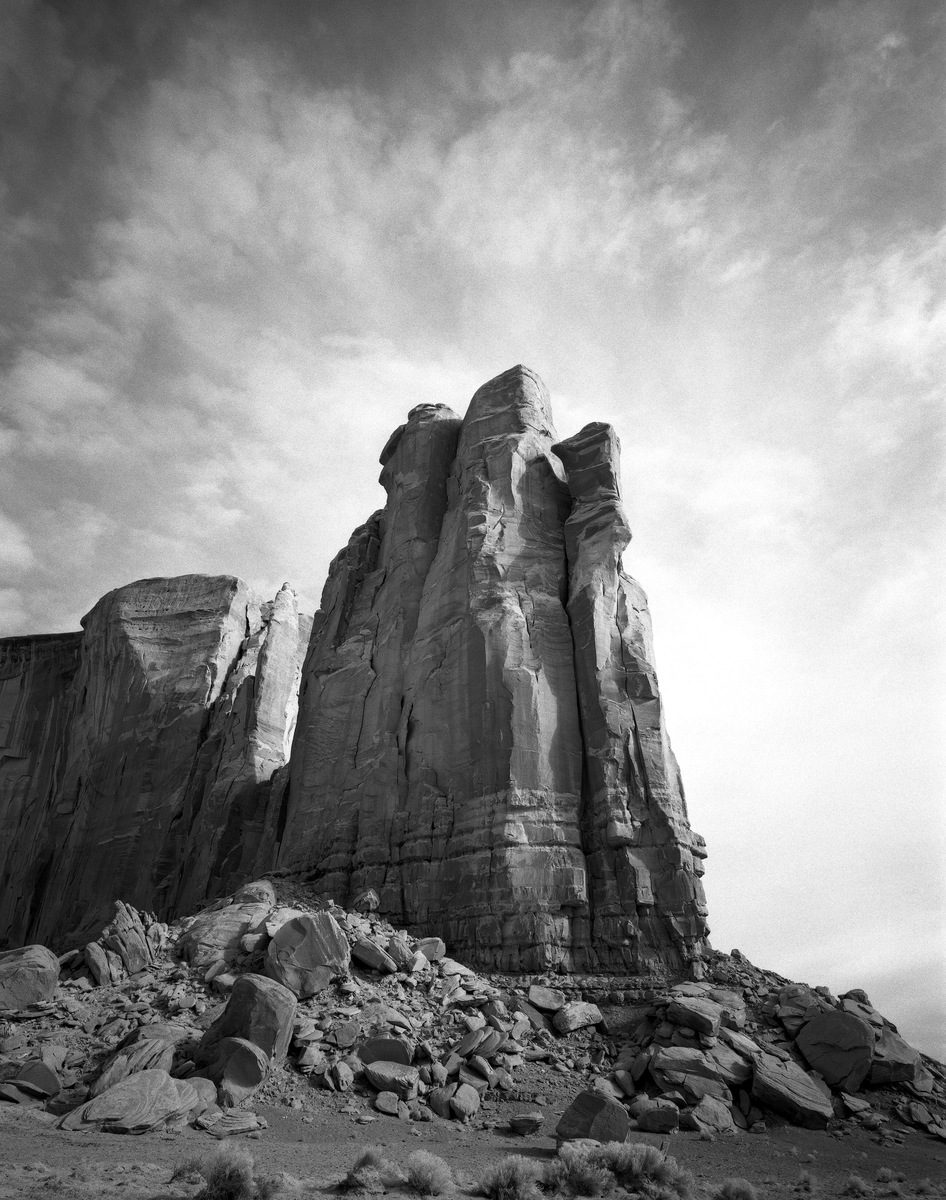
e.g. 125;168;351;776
1;0;942;1055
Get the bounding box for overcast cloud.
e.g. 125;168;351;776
1;0;942;1056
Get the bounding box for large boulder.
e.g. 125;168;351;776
58;1069;199;1133
91;1034;177;1097
682;1094;737;1135
195;973;295;1065
204;1036;270;1106
98;901;153;976
649;1045;732;1103
177;883;274;970
751;1052;834;1128
868;1027;925;1087
0;945;59;1010
363;1061;419;1099
667;995;723;1037
795;1009;874;1092
556;1090;630;1142
265;912;350;997
553;1001;603;1034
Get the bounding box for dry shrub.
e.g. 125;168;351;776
588;1143;693;1200
339;1147;400;1195
711;1181;760;1200
841;1177;873;1198
797;1172;817;1195
877;1172;907;1186
406;1151;454;1197
477;1156;544;1200
915;1180;941;1196
194;1144;256;1200
542;1145;612;1197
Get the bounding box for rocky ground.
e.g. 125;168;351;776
1;877;943;1198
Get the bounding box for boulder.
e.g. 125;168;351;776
12;1059;61;1098
775;985;827;1036
84;940;112;986
667;995;723;1037
684;1094;737;1135
363;1061;419;1099
795;1009;874;1091
528;985;566;1012
450;1082;481;1120
750;1052;834;1128
265;912;350;997
99;901;152;976
553;1001;603;1034
195;973;296;1065
91;1035;176;1097
649;1045;732;1103
428;1083;457;1119
205;1036;270;1106
178;892;273;970
58;1069;199;1133
556;1090;630;1142
509;1112;545;1134
357;1037;413;1065
868;1027;924;1087
352;939;397;974
636;1099;679;1133
0;945;60;1009
414;937;446;962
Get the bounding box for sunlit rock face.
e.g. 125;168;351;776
275;366;709;973
0;366;708;975
0;576;309;949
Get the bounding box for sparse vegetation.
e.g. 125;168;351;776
797;1171;817;1194
877;1171;907;1185
406;1151;454;1196
841;1176;874;1197
193;1144;256;1200
710;1180;761;1200
542;1145;612;1197
339;1147;400;1195
477;1155;544;1200
915;1180;940;1196
587;1142;694;1200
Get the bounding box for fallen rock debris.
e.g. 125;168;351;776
1;880;943;1147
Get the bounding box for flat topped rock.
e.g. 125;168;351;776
58;1069;199;1134
553;1001;603;1034
528;984;565;1012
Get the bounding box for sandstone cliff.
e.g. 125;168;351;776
274;366;708;973
0;576;309;949
0;366;708;977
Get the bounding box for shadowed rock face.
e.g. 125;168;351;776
275;366;709;973
0;366;708;975
0;576;310;949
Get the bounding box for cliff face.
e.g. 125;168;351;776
0;366;708;975
0;577;309;949
275;366;708;973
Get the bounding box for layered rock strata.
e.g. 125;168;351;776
0;576;309;949
0;365;708;976
274;365;708;973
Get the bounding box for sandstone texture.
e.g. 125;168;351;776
0;578;310;949
275;366;707;973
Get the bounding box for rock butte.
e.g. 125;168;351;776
0;365;708;974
